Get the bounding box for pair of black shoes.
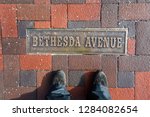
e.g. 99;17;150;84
48;70;111;100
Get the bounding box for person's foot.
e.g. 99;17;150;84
93;70;108;87
88;70;111;100
46;70;70;100
52;70;66;86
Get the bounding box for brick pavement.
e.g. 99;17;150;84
0;0;150;100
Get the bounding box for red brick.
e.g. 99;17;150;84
109;88;135;100
68;4;100;21
128;38;135;55
119;3;150;20
35;21;51;28
35;0;50;4
37;71;51;100
4;87;36;100
17;5;50;20
0;22;2;54
51;5;67;28
0;5;17;37
0;55;3;70
135;72;150;100
51;0;85;4
67;87;86;100
0;0;34;4
69;55;101;70
86;0;100;3
102;55;117;88
20;55;52;70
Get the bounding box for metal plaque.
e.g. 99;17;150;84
26;28;128;54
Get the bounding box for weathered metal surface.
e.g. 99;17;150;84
26;28;128;54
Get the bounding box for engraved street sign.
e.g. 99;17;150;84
26;28;128;54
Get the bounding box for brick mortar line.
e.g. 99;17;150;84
117;3;119;27
119;19;150;22
66;3;101;5
68;20;100;22
49;5;51;28
116;56;119;88
100;1;102;25
101;4;103;27
67;55;69;86
133;71;136;99
67;4;69;28
134;21;138;55
16;5;20;39
102;3;124;4
17;55;21;87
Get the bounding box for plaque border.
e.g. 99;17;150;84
26;28;128;55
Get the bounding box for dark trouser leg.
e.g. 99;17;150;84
46;85;71;100
87;70;112;100
88;84;111;100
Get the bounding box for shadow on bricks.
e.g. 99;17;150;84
9;71;97;100
68;71;96;100
10;71;55;100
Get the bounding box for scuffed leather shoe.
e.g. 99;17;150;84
52;70;66;86
46;70;70;100
87;70;112;100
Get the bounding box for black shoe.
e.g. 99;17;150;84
93;70;108;87
46;70;70;100
52;70;66;86
87;70;111;100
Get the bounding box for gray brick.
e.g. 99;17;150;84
119;56;150;72
102;0;136;3
4;70;19;88
138;0;150;3
2;38;26;55
68;21;100;28
52;55;68;70
51;0;86;4
4;55;19;71
4;87;36;100
136;22;150;55
102;4;118;28
0;71;3;80
20;71;36;87
18;21;34;38
118;72;134;88
118;21;135;37
0;0;34;4
68;71;85;86
69;55;101;70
